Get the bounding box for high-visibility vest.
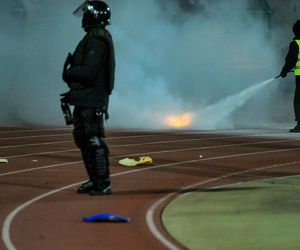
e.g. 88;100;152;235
295;40;300;76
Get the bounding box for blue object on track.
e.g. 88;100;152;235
83;213;131;223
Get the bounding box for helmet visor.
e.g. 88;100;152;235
73;1;89;17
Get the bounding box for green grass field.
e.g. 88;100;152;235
163;176;300;250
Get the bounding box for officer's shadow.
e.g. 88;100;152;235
110;186;263;196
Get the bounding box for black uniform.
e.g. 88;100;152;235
63;25;115;195
280;36;300;124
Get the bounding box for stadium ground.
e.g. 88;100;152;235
1;126;300;250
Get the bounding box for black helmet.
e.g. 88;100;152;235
73;1;111;29
293;20;300;36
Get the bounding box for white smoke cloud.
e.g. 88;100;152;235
0;0;290;129
108;0;283;129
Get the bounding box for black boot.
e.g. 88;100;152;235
77;149;95;193
289;122;300;133
89;137;112;196
89;178;112;196
77;180;94;193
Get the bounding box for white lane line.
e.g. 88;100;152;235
1;138;300;176
1;136;272;159
1;165;180;250
0;127;294;145
2;181;85;250
3;147;300;250
0;133;153;141
111;132;300;148
0;134;169;150
0;128;71;134
3;149;79;160
0;135;244;150
0;161;82;177
1;136;298;176
1;128;296;150
118;138;300;157
210;173;300;191
0;141;73;149
0;127;148;135
0;128;216;140
146;160;300;250
1;132;297;151
0;135;232;151
0;128;162;135
146;192;181;250
0;134;72;141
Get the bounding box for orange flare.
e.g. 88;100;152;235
165;113;193;128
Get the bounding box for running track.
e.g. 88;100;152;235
1;127;300;250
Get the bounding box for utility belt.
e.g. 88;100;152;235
59;91;110;125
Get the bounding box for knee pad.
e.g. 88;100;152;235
89;136;110;177
89;136;108;152
89;136;110;157
73;128;87;149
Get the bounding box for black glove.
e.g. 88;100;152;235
280;70;288;78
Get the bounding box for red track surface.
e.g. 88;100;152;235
1;127;300;250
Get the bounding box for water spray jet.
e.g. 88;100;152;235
196;78;276;129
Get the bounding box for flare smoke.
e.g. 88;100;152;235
0;0;287;129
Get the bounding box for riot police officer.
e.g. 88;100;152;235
280;20;300;132
62;0;115;195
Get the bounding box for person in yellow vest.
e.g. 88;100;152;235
280;20;300;132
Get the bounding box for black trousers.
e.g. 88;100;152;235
72;106;110;185
294;77;300;122
73;106;104;139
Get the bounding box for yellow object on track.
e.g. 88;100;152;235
0;158;8;164
119;156;153;167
